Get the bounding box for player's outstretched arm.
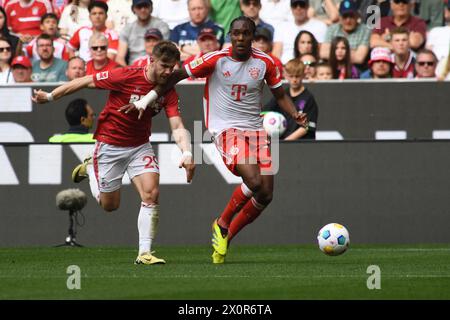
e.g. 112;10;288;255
271;86;308;127
169;116;195;183
32;75;96;104
118;69;189;119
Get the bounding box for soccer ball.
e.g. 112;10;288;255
317;223;350;256
262;112;287;136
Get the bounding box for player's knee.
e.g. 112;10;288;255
102;202;119;212
141;188;159;204
244;175;263;194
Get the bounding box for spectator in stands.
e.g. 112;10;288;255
360;47;394;79
272;0;327;64
437;51;450;81
370;0;427;52
299;52;317;79
240;0;275;40
152;0;190;30
208;0;241;35
65;56;86;80
58;0;91;41
131;28;163;67
86;32;119;75
183;27;220;80
264;58;318;140
170;0;225;61
315;60;333;79
11;55;33;82
4;0;53;44
49;98;96;143
251;27;283;73
115;0;169;66
0;6;21;57
320;0;370;65
106;0;135;33
24;13;70;62
0;36;14;83
68;1;119;62
31;34;68;82
308;0;341;25
328;36;359;79
391;27;415;78
414;0;445;30
260;0;292;28
426;1;450;63
414;49;438;79
293;30;319;60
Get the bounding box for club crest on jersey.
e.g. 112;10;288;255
189;57;204;69
229;145;240;156
248;67;260;80
32;7;39;15
96;71;109;80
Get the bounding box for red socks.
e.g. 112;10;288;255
228;198;266;241
218;184;252;229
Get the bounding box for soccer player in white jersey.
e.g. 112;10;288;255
32;41;195;265
120;17;307;264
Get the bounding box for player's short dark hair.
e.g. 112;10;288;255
65;99;89;126
40;13;58;24
152;40;180;62
229;16;256;36
88;1;109;14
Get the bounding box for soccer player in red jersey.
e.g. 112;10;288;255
32;41;195;265
120;17;307;264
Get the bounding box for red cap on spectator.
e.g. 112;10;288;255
197;28;216;41
369;47;393;65
11;56;32;68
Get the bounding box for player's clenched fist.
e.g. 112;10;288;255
32;89;53;104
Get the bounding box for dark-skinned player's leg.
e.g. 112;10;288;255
228;162;273;241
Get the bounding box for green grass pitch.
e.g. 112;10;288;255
1;244;450;299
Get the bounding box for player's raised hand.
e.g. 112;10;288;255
32;89;51;104
178;151;195;183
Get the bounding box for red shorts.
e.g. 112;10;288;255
214;129;272;176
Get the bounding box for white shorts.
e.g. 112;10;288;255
93;142;159;193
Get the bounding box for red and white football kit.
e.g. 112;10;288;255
184;47;282;175
5;0;53;36
68;26;119;62
92;67;180;192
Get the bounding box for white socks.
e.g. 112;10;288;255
86;163;100;203
138;202;160;255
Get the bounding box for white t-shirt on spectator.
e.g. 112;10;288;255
274;18;327;64
260;0;293;26
0;68;15;84
58;4;91;39
106;0;136;34
152;0;189;30
426;26;450;63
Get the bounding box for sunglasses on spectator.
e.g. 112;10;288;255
91;46;107;51
303;61;316;67
417;61;435;66
393;0;410;4
0;46;11;52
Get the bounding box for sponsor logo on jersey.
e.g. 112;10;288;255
248;67;260;80
96;71;109;80
223;71;231;78
189;57;204;69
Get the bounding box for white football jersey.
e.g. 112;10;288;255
185;47;282;135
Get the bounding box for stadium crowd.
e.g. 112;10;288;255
0;0;449;84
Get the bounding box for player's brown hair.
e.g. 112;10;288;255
284;58;305;77
152;40;181;63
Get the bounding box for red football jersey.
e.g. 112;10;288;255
93;67;180;147
5;0;53;36
86;58;120;75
